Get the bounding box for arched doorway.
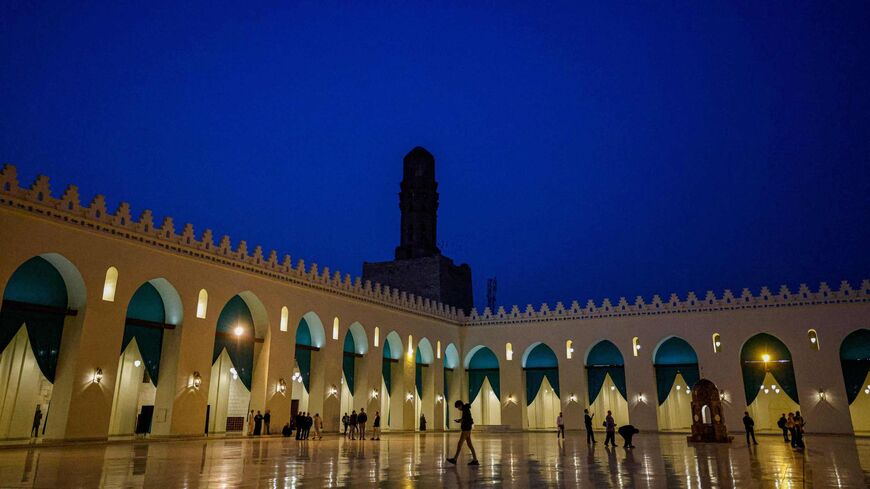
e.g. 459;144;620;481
443;343;460;429
414;338;434;431
585;340;629;430
292;312;325;416
740;333;800;431
108;279;181;436
340;322;368;420
381;331;402;430
653;337;699;431
840;329;870;434
0;255;85;440
522;343;560;429
206;294;262;434
465;346;501;425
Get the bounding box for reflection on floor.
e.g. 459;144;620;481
0;432;868;488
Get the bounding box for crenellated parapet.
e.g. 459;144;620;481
466;280;870;326
2;164;866;328
0;165;464;322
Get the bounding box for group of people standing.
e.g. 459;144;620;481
286;412;322;440
575;409;639;448
742;411;809;449
247;409;271;436
341;408;381;440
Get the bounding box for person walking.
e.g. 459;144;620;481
312;413;323;440
604;411;616;447
31;406;42;438
372;411;381;440
358;408;368;440
305;413;313;440
584;409;596;444
742;411;758;445
617;424;639;448
247;409;255;436
787;413;796;447
264;409;271;435
793;411;805;449
253;410;263;436
557;412;565;439
446;400;479;466
420;414;427;431
342;413;349;437
777;414;789;443
349;410;358;440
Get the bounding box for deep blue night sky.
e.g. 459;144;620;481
2;2;868;310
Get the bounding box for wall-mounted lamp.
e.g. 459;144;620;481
610;385;615;391
506;394;517;405
277;378;287;394
371;389;379;399
568;394;578;403
292;372;302;383
133;360;141;368
636;393;646;403
406;392;414;402
818;389;827;401
93;367;103;384
192;371;202;389
328;385;338;397
436;394;444;403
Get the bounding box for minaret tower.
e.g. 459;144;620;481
395;146;440;260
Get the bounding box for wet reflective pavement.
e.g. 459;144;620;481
0;432;868;488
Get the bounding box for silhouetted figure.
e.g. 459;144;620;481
304;413;312;439
358;408;368;440
617;425;639;448
584;409;595;444
349;410;358;440
557;412;565;439
604;411;616;447
446;400;479;466
372;411;381;440
254;411;263;436
282;423;292;437
777;414;789;442
787;413;796;447
247;410;254;435
31;406;42;438
264;409;271;435
342;413;349;436
742;411;758;445
793;411;805;449
420;414;427;431
295;413;303;440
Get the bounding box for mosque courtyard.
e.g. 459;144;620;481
0;431;867;488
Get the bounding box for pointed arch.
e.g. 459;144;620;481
740;333;798;405
522;342;560;404
585;340;626;403
840;329;870;404
652;336;700;405
465;346;500;401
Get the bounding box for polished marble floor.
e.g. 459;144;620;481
0;431;868;488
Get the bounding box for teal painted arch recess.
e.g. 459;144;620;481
0;257;69;382
122;282;165;386
467;347;500;402
653;337;700;405
213;295;255;390
841;329;870;404
740;333;798;405
524;343;560;405
586;340;626;403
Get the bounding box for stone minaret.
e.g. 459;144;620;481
395;146;441;260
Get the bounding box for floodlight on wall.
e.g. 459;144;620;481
568;394;578;403
277;378;287;394
676;385;681;391
406;392;414;402
133;360;141;368
610;385;615;391
818;389;827;401
93;367;103;384
192;371;202;389
436;394;443;403
371;389;379;399
507;395;517;404
636;394;646;403
328;385;338;397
